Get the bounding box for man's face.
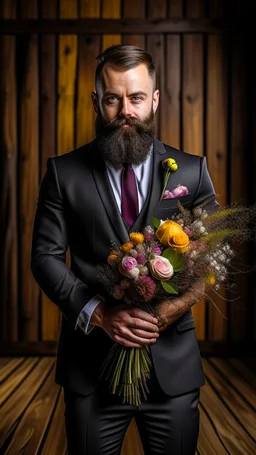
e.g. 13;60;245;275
91;64;159;168
93;63;159;123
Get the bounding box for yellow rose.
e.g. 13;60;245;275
169;231;190;253
122;242;134;253
129;232;144;244
155;220;189;253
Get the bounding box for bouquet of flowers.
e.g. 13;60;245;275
98;200;256;405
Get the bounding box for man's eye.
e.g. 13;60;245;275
107;96;119;103
132;96;143;102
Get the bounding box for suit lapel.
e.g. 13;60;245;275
90;141;130;244
132;137;167;230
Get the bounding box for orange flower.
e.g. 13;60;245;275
122;242;134;253
156;220;189;253
129;232;144;245
107;253;119;265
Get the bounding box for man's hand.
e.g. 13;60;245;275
90;302;159;348
156;279;206;332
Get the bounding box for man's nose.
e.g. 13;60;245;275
119;99;132;117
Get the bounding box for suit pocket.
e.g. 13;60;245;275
158;195;191;210
175;317;195;332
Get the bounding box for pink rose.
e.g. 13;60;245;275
149;257;174;281
163;186;189;199
119;262;140;279
122;256;137;270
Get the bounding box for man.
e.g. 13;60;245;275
31;45;219;454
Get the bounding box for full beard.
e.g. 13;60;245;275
95;109;156;168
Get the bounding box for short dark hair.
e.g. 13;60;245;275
95;44;156;92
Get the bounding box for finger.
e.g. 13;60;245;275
128;308;158;325
113;334;143;348
128;318;159;333
131;328;160;339
116;329;158;346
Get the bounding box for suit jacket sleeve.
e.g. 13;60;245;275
192;156;220;213
30;157;96;329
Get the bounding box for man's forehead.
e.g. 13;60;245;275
99;63;152;92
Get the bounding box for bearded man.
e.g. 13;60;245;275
31;44;219;455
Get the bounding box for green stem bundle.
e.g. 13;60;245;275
99;344;152;406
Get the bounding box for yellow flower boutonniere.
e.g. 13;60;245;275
161;158;178;199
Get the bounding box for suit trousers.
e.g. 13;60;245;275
63;366;201;455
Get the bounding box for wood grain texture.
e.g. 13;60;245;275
160;35;181;149
206;34;228;341
229;32;248;342
19;0;39;341
1;356;255;454
102;0;121;50
186;0;205;17
40;0;60;341
148;0;166;18
168;0;183;17
182;34;206;339
123;0;145;49
0;0;18;342
76;2;100;147
80;0;100;18
200;358;256;454
5;367;59;455
146;35;164;138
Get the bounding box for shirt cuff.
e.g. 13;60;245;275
75;295;105;335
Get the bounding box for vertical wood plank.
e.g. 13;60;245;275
40;0;60;341
206;34;228;340
123;0;145;49
209;0;224;17
229;33;248;342
168;0;183;16
102;0;121;50
148;0;166;17
147;5;165;139
0;0;18;342
183;2;204;339
186;0;205;17
19;0;39;341
76;2;100;147
160;1;183;148
80;0;100;17
182;35;203;156
146;35;164;139
58;0;78;156
58;0;78;277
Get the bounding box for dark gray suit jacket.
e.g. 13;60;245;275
30;137;219;397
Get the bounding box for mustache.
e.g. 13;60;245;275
98;114;153;134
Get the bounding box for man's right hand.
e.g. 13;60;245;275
90;302;159;348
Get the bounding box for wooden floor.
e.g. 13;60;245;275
0;357;255;454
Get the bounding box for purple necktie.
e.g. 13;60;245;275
121;163;139;227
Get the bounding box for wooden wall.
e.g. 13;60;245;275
0;0;255;355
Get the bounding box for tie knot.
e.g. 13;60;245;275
122;163;132;171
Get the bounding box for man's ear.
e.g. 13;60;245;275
91;91;99;114
153;89;160;114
